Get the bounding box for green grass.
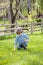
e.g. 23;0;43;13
0;34;43;65
0;19;9;24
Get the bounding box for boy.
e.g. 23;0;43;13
14;27;29;50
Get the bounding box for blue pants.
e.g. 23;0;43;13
18;42;27;49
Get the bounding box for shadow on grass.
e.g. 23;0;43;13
9;47;41;56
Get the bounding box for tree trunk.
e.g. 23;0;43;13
9;0;20;32
27;0;31;14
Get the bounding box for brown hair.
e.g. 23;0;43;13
16;27;22;34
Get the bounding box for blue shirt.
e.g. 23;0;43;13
14;33;29;46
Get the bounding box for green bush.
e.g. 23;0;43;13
0;34;16;40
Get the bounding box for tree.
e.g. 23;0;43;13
36;0;43;13
27;0;31;14
8;0;20;32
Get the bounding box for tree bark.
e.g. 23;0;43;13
9;0;20;32
27;0;31;14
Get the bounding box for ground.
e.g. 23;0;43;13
0;34;43;65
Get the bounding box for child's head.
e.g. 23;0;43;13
16;27;22;35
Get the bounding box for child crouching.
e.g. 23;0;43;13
14;27;29;50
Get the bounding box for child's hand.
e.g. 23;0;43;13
14;47;16;51
24;38;28;42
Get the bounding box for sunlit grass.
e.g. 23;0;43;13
0;20;9;24
0;34;43;65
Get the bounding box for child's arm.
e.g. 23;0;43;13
24;34;29;43
14;36;18;50
14;44;17;50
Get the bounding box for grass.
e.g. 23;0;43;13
0;19;10;30
0;34;43;65
0;19;9;24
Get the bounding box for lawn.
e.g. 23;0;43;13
0;34;43;65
